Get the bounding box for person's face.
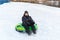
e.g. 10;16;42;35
25;13;29;16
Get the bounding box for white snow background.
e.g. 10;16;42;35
0;2;60;40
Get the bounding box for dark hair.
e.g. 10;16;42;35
23;11;29;16
25;11;28;13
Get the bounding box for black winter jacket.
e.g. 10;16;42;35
22;16;35;26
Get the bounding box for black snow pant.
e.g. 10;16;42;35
23;23;36;35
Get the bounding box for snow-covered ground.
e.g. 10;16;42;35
0;2;60;40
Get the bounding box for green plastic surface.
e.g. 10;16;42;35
15;23;38;31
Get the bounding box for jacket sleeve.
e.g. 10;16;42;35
22;17;31;25
22;17;27;22
22;17;24;22
29;16;35;24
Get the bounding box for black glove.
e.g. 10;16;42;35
30;20;35;25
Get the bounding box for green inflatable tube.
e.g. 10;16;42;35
15;23;38;32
